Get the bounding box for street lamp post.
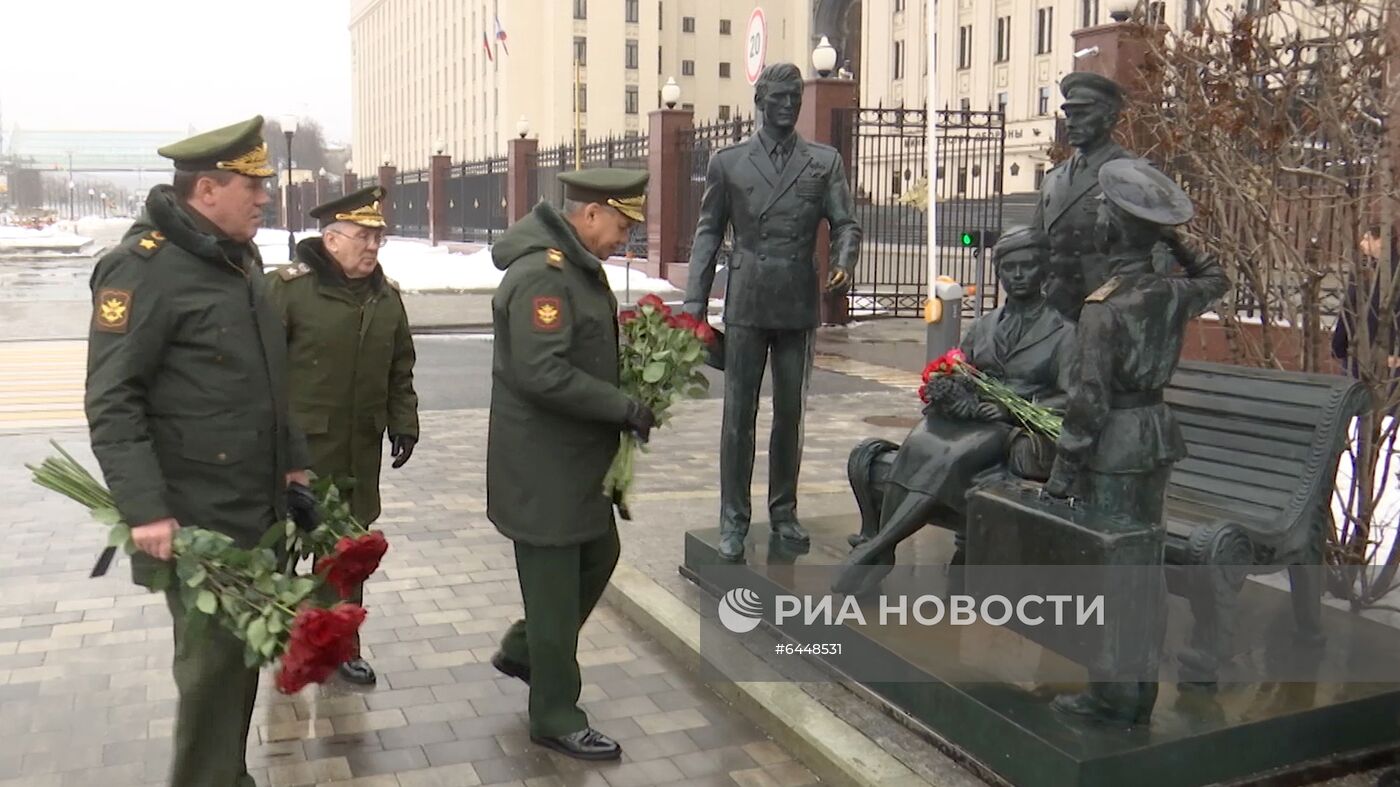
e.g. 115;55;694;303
87;188;95;217
100;192;107;219
812;36;838;78
279;114;299;262
67;181;75;221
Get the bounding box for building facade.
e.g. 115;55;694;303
350;0;832;168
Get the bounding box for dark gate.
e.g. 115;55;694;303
448;156;508;243
834;107;1005;317
391;169;428;238
527;135;649;257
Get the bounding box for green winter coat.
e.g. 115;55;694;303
85;185;311;586
486;202;632;546
264;238;419;524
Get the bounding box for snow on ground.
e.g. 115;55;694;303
0;223;92;251
254;228;679;295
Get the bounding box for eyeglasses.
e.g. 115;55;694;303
327;229;388;249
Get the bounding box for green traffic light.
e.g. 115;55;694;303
960;232;974;247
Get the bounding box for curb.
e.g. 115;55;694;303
604;562;931;787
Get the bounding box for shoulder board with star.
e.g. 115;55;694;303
130;230;167;259
545;248;566;269
1085;276;1122;303
277;262;313;282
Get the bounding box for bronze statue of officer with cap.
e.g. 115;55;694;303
264;185;420;686
1033;72;1137;319
1043;158;1228;726
84;116;313;786
485;168;655;761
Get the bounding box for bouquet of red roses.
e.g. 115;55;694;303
276;477;390;600
920;348;1063;438
29;443;371;693
604;294;716;517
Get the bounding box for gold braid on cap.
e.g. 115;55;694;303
215;142;275;177
606;195;646;221
334;200;387;228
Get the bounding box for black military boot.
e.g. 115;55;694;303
338;657;376;686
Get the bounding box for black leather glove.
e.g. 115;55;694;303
390;434;417;469
623;399;656;444
286;482;321;531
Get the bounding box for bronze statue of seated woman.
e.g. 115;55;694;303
834;227;1074;595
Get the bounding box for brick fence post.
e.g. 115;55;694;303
343;169;358;195
378;164;397;234
800;77;859;326
428;153;451;246
647;108;694;284
507;136;538;224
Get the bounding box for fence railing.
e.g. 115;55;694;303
391;169;429;238
677;115;755;264
447;157;508;243
528;134;649;257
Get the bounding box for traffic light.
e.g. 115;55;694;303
959;230;1000;249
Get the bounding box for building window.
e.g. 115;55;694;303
1034;164;1047;189
574;84;588;112
1036;7;1054;55
893;41;904;79
682;16;695;33
1038;86;1051;115
891;172;902;197
659;1;663;28
658;45;663;74
997;92;1009;115
719;62;732;78
957;167;968;195
718;104;731;121
1148;1;1166;22
1184;0;1200;26
720;19;732;35
682;60;695;76
626;40;638;69
681;102;694;110
573;0;586;20
1080;0;1099;27
574;36;586;66
625;86;639;114
995;16;1010;63
894;0;905;10
625;0;639;23
957;25;972;70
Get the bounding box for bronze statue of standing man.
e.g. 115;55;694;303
682;63;862;562
1034;72;1135;319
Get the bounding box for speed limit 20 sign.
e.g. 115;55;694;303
745;8;767;85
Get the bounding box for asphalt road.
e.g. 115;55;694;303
413;334;891;411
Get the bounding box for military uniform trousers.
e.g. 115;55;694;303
165;587;260;787
499;524;621;737
721;326;815;535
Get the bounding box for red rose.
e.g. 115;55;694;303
671;312;700;332
317;531;389;598
278;603;368;693
694;322;717;346
921;361;939;384
618;309;638;326
637;294;665;312
918;384;930;404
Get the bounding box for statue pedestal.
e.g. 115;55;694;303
681;514;1400;787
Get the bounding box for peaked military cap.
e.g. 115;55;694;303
310;185;387;229
1060;72;1125;110
1098;159;1195;226
558;168;649;223
156;116;275;177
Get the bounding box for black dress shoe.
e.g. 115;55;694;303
771;520;810;544
717;532;745;562
531;727;622;761
338;658;376;686
491;651;531;684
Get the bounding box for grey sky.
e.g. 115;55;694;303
0;0;352;141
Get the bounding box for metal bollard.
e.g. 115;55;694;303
925;275;965;361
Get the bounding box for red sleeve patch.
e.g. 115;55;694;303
532;296;563;331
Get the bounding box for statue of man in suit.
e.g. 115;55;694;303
1033;72;1134;320
682;62;863;562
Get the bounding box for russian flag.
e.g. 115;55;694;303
481;30;493;61
494;16;509;56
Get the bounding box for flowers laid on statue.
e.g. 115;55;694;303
919;348;1063;438
605;294;716;517
28;443;380;693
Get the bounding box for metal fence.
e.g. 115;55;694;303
391;169;429;238
447;157;508;243
835;107;1005;318
527;134;650;257
677;115;755;264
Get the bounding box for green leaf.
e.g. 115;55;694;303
260;636;278;658
267;614;284;635
195;590;217;615
247;617;268;650
642;362;667;384
254;574;276;595
106;524;131;548
184;567;207;588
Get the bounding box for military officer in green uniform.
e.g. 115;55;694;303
84;116;313;787
1044;158;1228;724
265;185;420;686
486;168;655;761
